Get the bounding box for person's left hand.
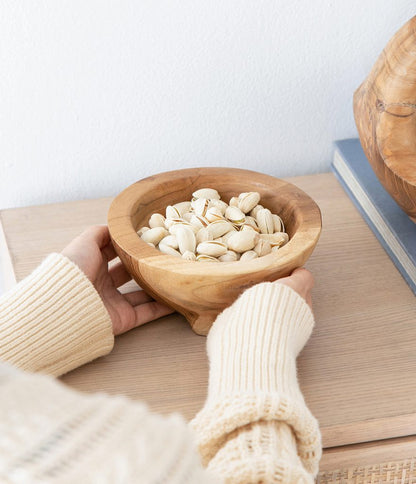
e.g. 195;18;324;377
62;225;174;335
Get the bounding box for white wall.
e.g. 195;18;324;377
1;1;414;209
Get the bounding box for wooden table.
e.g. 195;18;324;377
1;173;415;481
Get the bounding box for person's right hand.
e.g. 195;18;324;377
275;267;314;310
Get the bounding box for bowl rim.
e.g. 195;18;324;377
108;167;322;277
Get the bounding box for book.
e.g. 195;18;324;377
331;138;416;295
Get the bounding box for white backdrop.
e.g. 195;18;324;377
1;1;414;209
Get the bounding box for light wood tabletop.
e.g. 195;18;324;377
1;172;415;477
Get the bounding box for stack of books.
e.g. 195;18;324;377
331;138;416;295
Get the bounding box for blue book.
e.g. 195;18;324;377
331;138;416;295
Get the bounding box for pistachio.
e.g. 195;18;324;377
166;205;181;219
190;214;209;230
158;244;182;257
225;206;246;226
221;229;238;245
272;214;284;232
137;226;150;236
229;196;239;207
240;250;259;262
238;191;261;214
159;235;179;250
205;207;223;223
196;254;219;262
191;198;210;217
227;230;259;253
250;204;264;218
169;220;199;235
241;223;260;233
164;217;185;230
197;241;227;257
208;219;234;238
256;208;274;234
260;232;289;247
141;227;168;245
182;212;193;223
196;227;214;244
271;245;280;253
182;250;197;261
244;215;259;229
209;199;228;214
173;201;192;215
218;250;239;262
254;238;272;257
192;188;221;200
149;213;166;229
175;226;196;254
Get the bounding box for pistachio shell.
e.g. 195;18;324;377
182;250;197;261
182;212;193;223
190;214;209;230
209;199;228;215
208;219;234;238
250;204;264;218
218;250;239;262
205;207;223;223
225;206;246;225
166;205;181;219
141;227;168;245
271;245;280;253
239;250;259;262
173;201;192;216
197;241;227;257
192;188;221;200
158;244;181;257
137;226;150;236
159;234;179;250
196;254;219;262
260;232;289;247
256;208;274;234
147;242;155;248
221;229;238;244
254;238;272;257
244;215;259;229
175;226;196;254
169;221;199;235
229;196;239;207
272;214;284;232
196;227;214;244
241;223;260;233
164;218;185;230
148;213;165;228
238;192;261;214
192;198;210;217
227;230;259;253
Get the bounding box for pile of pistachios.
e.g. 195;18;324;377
137;188;289;262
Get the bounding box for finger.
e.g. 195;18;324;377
82;225;111;250
109;261;132;287
133;301;175;328
123;290;154;306
102;242;118;262
290;267;315;291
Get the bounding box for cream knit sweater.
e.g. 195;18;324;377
0;253;321;483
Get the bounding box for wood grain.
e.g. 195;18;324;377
354;15;416;221
1;173;415;454
107;167;322;335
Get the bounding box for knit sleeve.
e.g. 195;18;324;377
190;282;322;483
0;362;217;483
0;252;114;376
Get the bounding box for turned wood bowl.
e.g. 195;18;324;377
108;167;322;335
354;16;416;222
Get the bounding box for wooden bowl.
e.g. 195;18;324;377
353;16;416;222
108;168;322;335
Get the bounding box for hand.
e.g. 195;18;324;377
62;225;174;335
275;267;314;310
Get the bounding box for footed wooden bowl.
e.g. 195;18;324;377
108;168;322;335
354;16;416;222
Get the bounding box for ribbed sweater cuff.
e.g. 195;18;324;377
191;282;321;476
0;253;114;376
